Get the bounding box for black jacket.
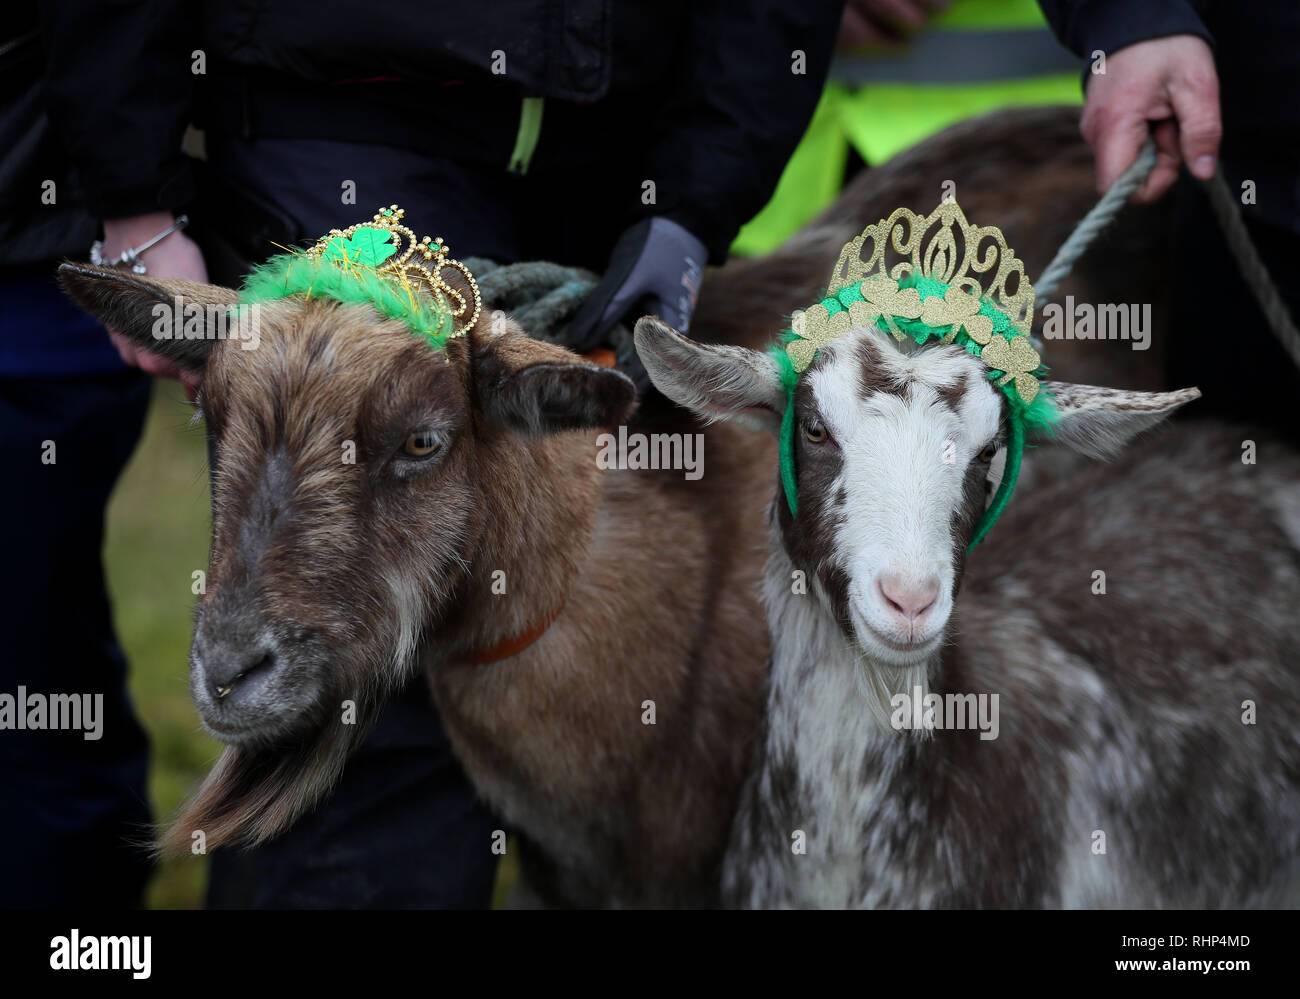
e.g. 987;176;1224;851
0;10;96;265
37;1;844;263
1039;0;1300;233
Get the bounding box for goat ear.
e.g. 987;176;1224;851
1040;382;1201;458
634;316;786;435
473;333;637;436
57;262;240;372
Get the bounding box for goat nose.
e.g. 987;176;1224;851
878;572;940;622
206;649;276;701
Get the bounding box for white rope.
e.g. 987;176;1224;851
1034;139;1156;300
1034;137;1300;371
1201;164;1300;371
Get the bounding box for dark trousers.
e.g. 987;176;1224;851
0;368;153;907
1169;174;1300;444
198;135;619;908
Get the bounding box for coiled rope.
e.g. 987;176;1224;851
462;257;637;368
1034;138;1300;370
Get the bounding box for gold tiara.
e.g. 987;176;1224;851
304;204;482;338
787;200;1041;403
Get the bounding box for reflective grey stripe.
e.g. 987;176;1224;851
831;28;1082;86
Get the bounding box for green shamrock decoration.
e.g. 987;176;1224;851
323;226;397;267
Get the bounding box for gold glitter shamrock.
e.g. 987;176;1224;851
918;285;995;345
787;276;929;370
845;299;883;331
980;334;1042;404
788;305;852;372
863;273;925;319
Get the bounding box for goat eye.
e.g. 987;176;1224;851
804;422;828;444
978;443;998;463
402;431;441;458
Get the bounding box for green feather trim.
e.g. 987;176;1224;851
238;251;457;349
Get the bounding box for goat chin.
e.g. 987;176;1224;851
194;702;323;750
161;650;405;855
156;705;374;857
850;654;933;737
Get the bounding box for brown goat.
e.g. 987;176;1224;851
59;268;774;906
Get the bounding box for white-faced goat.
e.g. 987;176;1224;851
637;317;1300;908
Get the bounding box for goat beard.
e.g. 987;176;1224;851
156;647;411;857
853;655;933;738
155;536;474;856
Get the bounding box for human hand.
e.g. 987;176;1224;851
838;0;950;49
100;212;208;398
1080;35;1221;204
568;218;707;391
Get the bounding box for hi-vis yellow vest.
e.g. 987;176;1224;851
733;0;1083;257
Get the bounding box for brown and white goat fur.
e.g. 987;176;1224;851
637;318;1300;908
59;104;1190;907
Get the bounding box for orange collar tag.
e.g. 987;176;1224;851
462;602;565;665
582;347;617;368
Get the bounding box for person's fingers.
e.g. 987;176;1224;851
1169;61;1222;180
864;0;927;32
839;5;895;48
111;339;136;366
1134;119;1181;203
94;231;209;384
108;329;190;383
1080;37;1222;202
134;349;180;379
598;278;650;340
1086;105;1151;194
646;293;690;334
107;328;138;366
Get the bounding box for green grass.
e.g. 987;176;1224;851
103;378;217;908
103;379;515;908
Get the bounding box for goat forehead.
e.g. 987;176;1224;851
217;300;434;375
213;310;458;428
812;330;1000;445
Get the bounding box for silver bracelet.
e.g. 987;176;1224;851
90;214;189;274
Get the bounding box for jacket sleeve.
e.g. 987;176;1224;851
39;0;197;220
643;0;844;264
1038;0;1212;60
